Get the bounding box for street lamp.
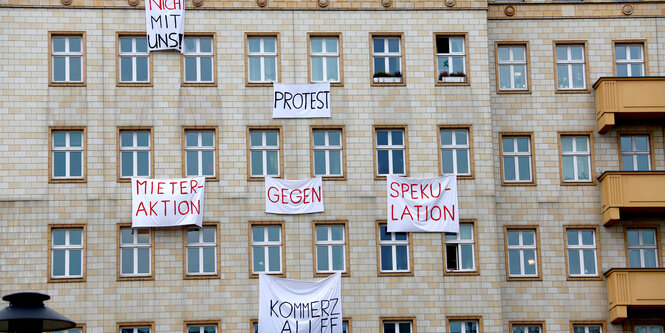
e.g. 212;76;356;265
0;293;75;333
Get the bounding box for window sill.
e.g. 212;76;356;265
184;273;220;280
250;272;286;279
47;276;85;283
314;271;350;278
311;80;343;87
49;82;86;87
555;88;590;94
507;275;541;281
118;275;154;281
378;270;413;277
248;175;282;181
182;82;217;87
497;89;531;94
438;77;467;83
318;175;347;181
117;82;153;87
567;275;602;281
561;180;596;186
444;270;479;276
502;181;537;186
246;82;275;87
49;178;87;184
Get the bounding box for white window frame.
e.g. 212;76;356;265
251;225;283;275
118;36;149;83
449;320;479;333
372;36;403;79
185;323;218;333
507;229;539;278
556;44;586;90
313;129;343;177
310;36;340;83
620;134;651;171
185;129;216;178
382;320;413;333
249;129;280;177
119;130;151;179
615;43;645;77
183;36;214;83
512;325;542;333
185;225;218;276
51;130;84;180
627;228;659;268
375;129;406;176
50;228;84;279
440;128;471;176
120;327;151;333
379;224;410;273
436;35;466;82
497;45;528;91
247;36;278;83
634;325;664;333
573;324;603;333
561;135;591;182
502;135;533;183
315;224;347;274
119;227;152;277
566;229;598;277
445;223;476;273
51;35;83;83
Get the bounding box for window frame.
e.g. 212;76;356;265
618;132;654;172
247;126;283;180
182;126;218;181
570;321;606;333
117;127;153;182
49;31;86;86
117;223;154;281
373;125;409;179
183;320;220;333
310;125;346;180
509;321;545;333
500;132;536;186
49;126;87;183
370;32;407;86
495;42;531;94
447;316;482;333
245;33;281;86
553;41;589;93
118;322;154;333
248;221;286;278
380;317;416;333
307;32;343;86
631;323;665;333
612;40;648;77
48;224;86;283
181;33;217;86
312;220;350;277
564;226;601;280
443;220;479;275
376;220;413;276
438;125;474;179
558;132;595;185
434;33;470;86
504;226;541;281
624;225;661;268
183;222;220;279
116;32;152;87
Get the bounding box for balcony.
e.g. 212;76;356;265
593;77;665;133
599;171;665;225
605;268;665;323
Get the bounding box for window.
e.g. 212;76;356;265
505;227;539;279
312;127;344;178
448;317;481;333
615;42;645;77
118;35;150;84
374;127;407;177
444;222;477;274
501;134;534;184
309;34;342;84
118;323;153;333
634;326;664;333
314;222;349;276
183;128;217;179
626;228;659;268
50;128;85;182
248;127;282;179
185;224;218;278
246;34;279;84
183;35;215;84
555;43;587;91
380;318;414;333
377;222;411;275
118;128;152;180
436;35;467;83
440;127;472;177
572;323;604;333
565;227;599;278
250;222;284;276
185;321;219;333
510;323;543;333
560;134;592;183
620;134;651;171
497;43;528;91
49;225;85;281
118;225;153;279
371;34;405;84
50;33;84;85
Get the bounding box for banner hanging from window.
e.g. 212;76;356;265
265;177;324;214
145;0;185;52
273;83;331;118
259;272;342;333
387;175;459;233
132;177;205;228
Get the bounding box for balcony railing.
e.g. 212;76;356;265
598;171;665;225
593;77;665;133
605;268;665;323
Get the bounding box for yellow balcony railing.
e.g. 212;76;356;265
605;268;665;323
599;171;665;225
593;77;665;133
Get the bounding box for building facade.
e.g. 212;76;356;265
1;0;664;332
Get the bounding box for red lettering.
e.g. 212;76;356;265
157;182;165;194
389;182;400;198
170;181;178;194
149;201;158;216
311;186;321;202
414;205;422;220
431;183;442;198
303;188;310;204
410;184;418;199
443;205;455;221
400;206;413;220
390;205;398;221
190;200;200;214
281;188;289;204
136;202;147;216
419;184;430;199
148;0;181;10
267;187;279;203
431;206;441;221
136;180;148;195
148;0;162;10
162;200;169;215
180;181;187;195
401;183;409;198
290;189;302;204
190;179;199;193
178;201;189;215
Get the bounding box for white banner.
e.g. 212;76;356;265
387;175;459;233
273;83;331;118
259;273;342;333
266;177;324;214
132;177;204;228
145;0;185;52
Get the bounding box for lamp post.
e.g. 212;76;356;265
0;293;75;333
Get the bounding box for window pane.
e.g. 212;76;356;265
137;230;149;243
317;246;329;271
266;151;278;175
136;57;148;81
69;132;82;147
451;38;463;53
615;45;627;60
567;230;579;246
310;38;322;53
630;63;643;76
523;250;536;275
186;151;198;176
395;245;408;270
379;226;391;241
377;131;389;145
571;46;583;60
392;150;404;174
572;64;584;88
327;58;339;81
120;228;133;244
581;230;594;245
629;45;642;59
556;46;567;61
53;230;66;245
121;57;133;82
203;227;215;242
264;57;276;81
568;250;581;275
442;150;454;174
522;231;535;245
203;247;215;272
456;150;468;174
507;231;519;245
200;57;213;82
249;57;261;81
332;246;344;270
267;226;280;241
69;229;82;245
575;136;588;150
265;131;278;146
311;57;323;81
561;137;573;152
53;57;66;81
53;250;65;276
251;151;263;176
69;57;81;81
202;151;214;176
508;250;521;275
513;65;526;89
188;327;200;333
636;155;650;171
252;227;264;242
136;38;147;52
583;250;596;274
268;246;281;272
263;38;276;53
452;57;464;74
248;38;260;52
388;39;399;53
557;64;569;89
314;151;326;175
253;247;265;272
643;229;656;245
627;230;639;245
187;229;199;243
622;155;634;171
121;248;133;274
380;246;392;270
616;64;628;77
461;244;473;269
498;47;510;61
329;150;341;175
562;156;574;181
187;248;199;273
69;152;82;177
627;249;639;267
185;57;197;82
69;37;81;52
53;37;66;52
644;250;657;267
316;226;327;241
325;38;337;53
517;156;530;181
185;38;197;52
499;65;511;89
388;57;400;74
138;248;150;273
200;37;212;53
136;151;149;176
374;57;385;74
512;47;525;61
577;156;590;180
377;150;389;175
398;323;411;333
391;131;403;145
373;38;384;53
121;151;134;177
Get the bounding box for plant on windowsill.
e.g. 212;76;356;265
439;71;466;83
373;71;403;83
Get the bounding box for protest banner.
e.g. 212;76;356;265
145;0;185;52
259;273;342;333
387;175;459;233
132;177;205;228
273;83;331;118
265;177;324;215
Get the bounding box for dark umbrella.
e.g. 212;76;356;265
0;293;75;333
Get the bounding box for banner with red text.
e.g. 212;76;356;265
265;177;324;214
273;83;331;118
259;272;342;333
145;0;185;52
132;177;205;228
387;175;459;233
